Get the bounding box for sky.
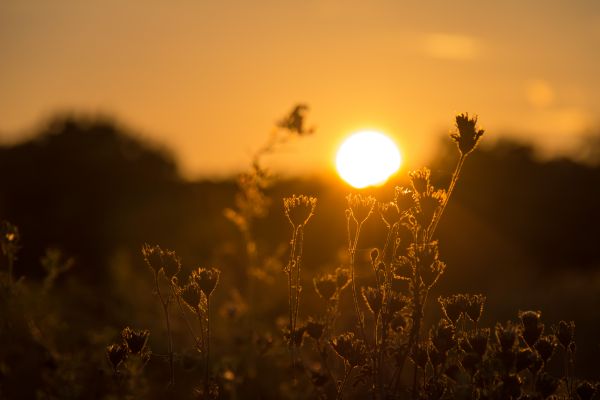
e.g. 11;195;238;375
1;0;599;178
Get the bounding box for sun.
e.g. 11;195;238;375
335;130;402;189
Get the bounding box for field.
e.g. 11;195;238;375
1;109;599;399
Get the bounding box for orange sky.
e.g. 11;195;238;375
1;1;599;178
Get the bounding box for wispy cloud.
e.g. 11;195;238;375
422;33;480;60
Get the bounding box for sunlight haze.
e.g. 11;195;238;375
1;0;599;178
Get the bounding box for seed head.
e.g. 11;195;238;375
179;281;203;313
121;327;150;355
313;274;337;301
501;374;522;399
330;332;367;367
496;321;520;352
466;328;489;358
361;286;382;315
394;186;415;213
162;249;181;279
346;194;376;224
534;335;557;364
554;320;575;349
142;243;163;275
283;195;317;227
430;319;457;354
451;113;485;156
387;291;410;314
335;267;351;291
191;267;221;297
415;189;446;229
465;294;486;324
106;343;128;372
515;348;536;372
409;167;432;196
438;294;467;326
519;310;544;347
379;201;400;228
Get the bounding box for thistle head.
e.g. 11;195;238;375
121;326;150;355
191;267;221;297
283;195;317;227
346;194;376;224
313;274;337;301
330;332;367;367
142;243;163;275
361;286;382;315
106;343;128;372
450;113;484;156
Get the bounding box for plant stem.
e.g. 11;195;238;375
350;221;368;343
155;273;174;386
427;154;465;241
336;364;354;400
205;296;211;389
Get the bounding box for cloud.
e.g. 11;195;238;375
422;33;480;60
525;79;555;109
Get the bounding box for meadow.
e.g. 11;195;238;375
1;107;599;399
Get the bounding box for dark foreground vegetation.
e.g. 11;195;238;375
1;108;599;399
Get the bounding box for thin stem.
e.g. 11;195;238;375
171;285;203;351
205;296;211;388
350;222;368;343
154;273;174;386
427;155;465;241
286;225;299;368
336;364;354;400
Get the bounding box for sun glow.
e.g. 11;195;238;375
335;130;402;189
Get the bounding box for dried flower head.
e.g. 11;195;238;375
409;167;432;196
387;291;410;314
179;281;203;313
106;343;128;372
361;286;382;315
496;321;520;353
142;243;163;274
430;319;457;354
191;267;221;297
415;189;446;228
394;186;415;213
346;194;376;224
438;294;467;326
313;274;337;301
121;327;150;355
519;310;544;347
277;104;313;135
451;113;485;156
330;332;367;367
162;249;181;278
335;267;350;291
534;335;557;364
413;242;446;288
305;319;325;340
465;294;486;324
0;221;20;257
515;348;536;372
554;320;575;349
379;201;400;228
283;195;317;227
466;328;489;358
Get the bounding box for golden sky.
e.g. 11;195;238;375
1;1;599;178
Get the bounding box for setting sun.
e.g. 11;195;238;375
335;130;402;189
